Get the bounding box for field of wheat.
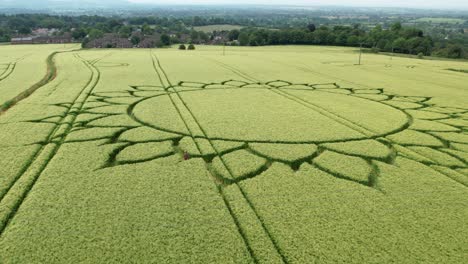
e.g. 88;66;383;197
0;45;466;263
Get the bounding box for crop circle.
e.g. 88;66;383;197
132;87;410;143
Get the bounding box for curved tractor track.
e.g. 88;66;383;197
0;49;79;114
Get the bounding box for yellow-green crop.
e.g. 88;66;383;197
0;45;466;263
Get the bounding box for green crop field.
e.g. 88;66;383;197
411;17;466;24
0;45;467;263
194;24;244;32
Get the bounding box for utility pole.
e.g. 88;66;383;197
358;42;363;65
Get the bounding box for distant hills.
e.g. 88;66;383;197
0;0;131;9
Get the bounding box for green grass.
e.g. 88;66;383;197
0;45;467;263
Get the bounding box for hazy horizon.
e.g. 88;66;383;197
0;0;467;10
131;0;468;10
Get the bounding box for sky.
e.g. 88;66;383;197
0;0;467;10
129;0;468;10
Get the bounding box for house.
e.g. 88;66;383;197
139;36;161;48
11;37;34;44
32;28;58;36
85;32;167;49
85;34;133;48
33;33;73;44
11;32;74;45
210;35;228;45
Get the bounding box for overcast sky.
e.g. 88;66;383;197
129;0;468;9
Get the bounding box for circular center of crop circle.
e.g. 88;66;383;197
132;88;409;143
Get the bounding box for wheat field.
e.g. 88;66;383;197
0;45;467;263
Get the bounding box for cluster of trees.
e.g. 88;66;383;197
178;44;196;50
229;23;436;56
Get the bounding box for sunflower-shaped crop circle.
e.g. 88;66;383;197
60;79;468;190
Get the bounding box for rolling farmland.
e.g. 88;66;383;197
0;45;467;263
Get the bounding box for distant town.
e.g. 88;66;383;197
1;6;467;58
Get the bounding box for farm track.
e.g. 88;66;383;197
149;52;288;263
0;63;16;82
0;54;32;83
0;49;79;114
0;53;103;236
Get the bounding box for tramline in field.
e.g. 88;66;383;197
0;45;466;263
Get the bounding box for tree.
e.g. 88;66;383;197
131;36;141;46
18;27;31;34
160;34;171;46
190;30;199;43
179;44;186;50
268;31;281;45
307;24;316;32
238;32;249;46
88;29;104;40
347;35;360;46
248;31;266;46
0;27;11;42
369;25;383;46
188;44;195;50
228;29;240;41
393;37;407;52
290;30;306;44
142;23;153;35
376;39;388;50
119;26;132;38
107;19;123;31
192;16;203;26
81;37;90;49
417;37;433;55
391;22;402;32
315;28;329;44
72;28;87;40
446;44;465;58
40;17;64;29
198;31;209;42
335;32;348;46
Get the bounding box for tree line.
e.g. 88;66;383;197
228;23;465;59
